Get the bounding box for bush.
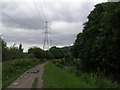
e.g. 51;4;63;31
28;47;45;59
64;53;74;65
52;59;64;68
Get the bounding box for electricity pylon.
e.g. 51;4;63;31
43;21;49;50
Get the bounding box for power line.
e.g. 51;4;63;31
24;0;44;29
40;0;48;22
12;2;37;27
26;0;44;24
42;0;50;22
32;1;44;23
2;12;25;27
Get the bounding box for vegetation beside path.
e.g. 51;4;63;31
43;63;119;88
2;58;43;88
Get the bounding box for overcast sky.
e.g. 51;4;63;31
1;0;107;51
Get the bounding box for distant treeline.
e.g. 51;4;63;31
1;37;72;62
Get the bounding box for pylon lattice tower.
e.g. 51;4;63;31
43;21;49;50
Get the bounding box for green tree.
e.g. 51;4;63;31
28;47;45;59
72;2;120;76
1;38;8;61
44;50;53;59
19;44;23;52
49;46;64;59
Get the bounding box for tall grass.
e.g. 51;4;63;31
2;58;43;88
43;63;95;88
43;63;119;88
65;66;120;88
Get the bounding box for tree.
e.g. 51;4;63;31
44;50;53;59
1;39;25;61
49;46;64;59
19;44;23;52
49;46;72;59
1;38;8;61
28;47;45;59
72;2;120;75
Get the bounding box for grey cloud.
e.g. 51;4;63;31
2;2;45;30
3;28;44;44
2;2;97;30
52;34;76;46
2;15;44;30
1;1;105;50
47;2;96;23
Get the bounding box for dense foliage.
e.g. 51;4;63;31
1;38;25;61
72;2;120;80
49;46;73;64
28;47;53;59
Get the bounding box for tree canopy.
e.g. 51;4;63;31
72;2;120;74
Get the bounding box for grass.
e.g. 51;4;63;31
2;58;43;88
31;77;38;89
65;66;120;88
43;63;93;88
43;63;119;88
77;73;119;88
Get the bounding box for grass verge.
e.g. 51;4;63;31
43;63;94;88
31;77;38;89
43;63;119;88
65;66;120;88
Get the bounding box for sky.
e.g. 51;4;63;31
0;0;107;52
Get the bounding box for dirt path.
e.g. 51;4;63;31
6;61;49;88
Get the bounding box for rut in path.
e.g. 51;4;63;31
6;61;49;88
